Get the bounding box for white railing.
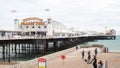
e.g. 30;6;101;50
0;34;115;40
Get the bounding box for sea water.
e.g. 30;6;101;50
85;35;120;52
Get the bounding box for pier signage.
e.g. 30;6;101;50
21;17;45;25
38;58;46;68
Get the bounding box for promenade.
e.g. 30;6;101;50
47;47;95;68
0;46;120;68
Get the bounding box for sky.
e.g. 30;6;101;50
0;0;120;34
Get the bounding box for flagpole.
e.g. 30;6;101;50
11;10;20;31
11;10;17;19
45;9;50;19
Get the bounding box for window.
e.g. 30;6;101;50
44;26;47;28
32;26;34;28
38;26;40;28
26;26;29;28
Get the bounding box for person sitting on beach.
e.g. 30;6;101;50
82;50;84;59
98;60;103;68
94;48;98;56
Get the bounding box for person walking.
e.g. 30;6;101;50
88;50;90;55
82;50;84;59
94;48;98;56
87;51;91;63
92;55;97;68
98;60;103;68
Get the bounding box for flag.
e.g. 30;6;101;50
11;10;16;13
45;9;49;12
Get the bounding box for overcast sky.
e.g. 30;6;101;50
1;0;120;34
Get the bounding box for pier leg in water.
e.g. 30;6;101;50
19;43;20;57
8;43;11;62
53;40;57;52
12;44;14;53
2;44;5;62
29;44;31;56
15;44;17;58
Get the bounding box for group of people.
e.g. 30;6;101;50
81;48;103;68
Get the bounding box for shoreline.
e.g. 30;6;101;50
80;43;120;53
109;52;120;54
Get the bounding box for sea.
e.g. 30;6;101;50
84;35;120;52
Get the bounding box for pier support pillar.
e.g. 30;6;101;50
15;44;17;58
45;40;48;51
29;44;31;55
8;43;11;62
18;43;20;57
2;44;5;62
53;40;57;52
42;40;47;55
12;44;14;53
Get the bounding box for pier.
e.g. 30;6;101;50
0;17;116;63
0;35;116;62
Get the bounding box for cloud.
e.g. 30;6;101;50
0;0;120;34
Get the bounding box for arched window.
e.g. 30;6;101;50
26;26;29;28
32;26;34;28
44;26;47;28
38;26;40;28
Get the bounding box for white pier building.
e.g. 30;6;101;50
0;17;116;39
0;17;77;39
